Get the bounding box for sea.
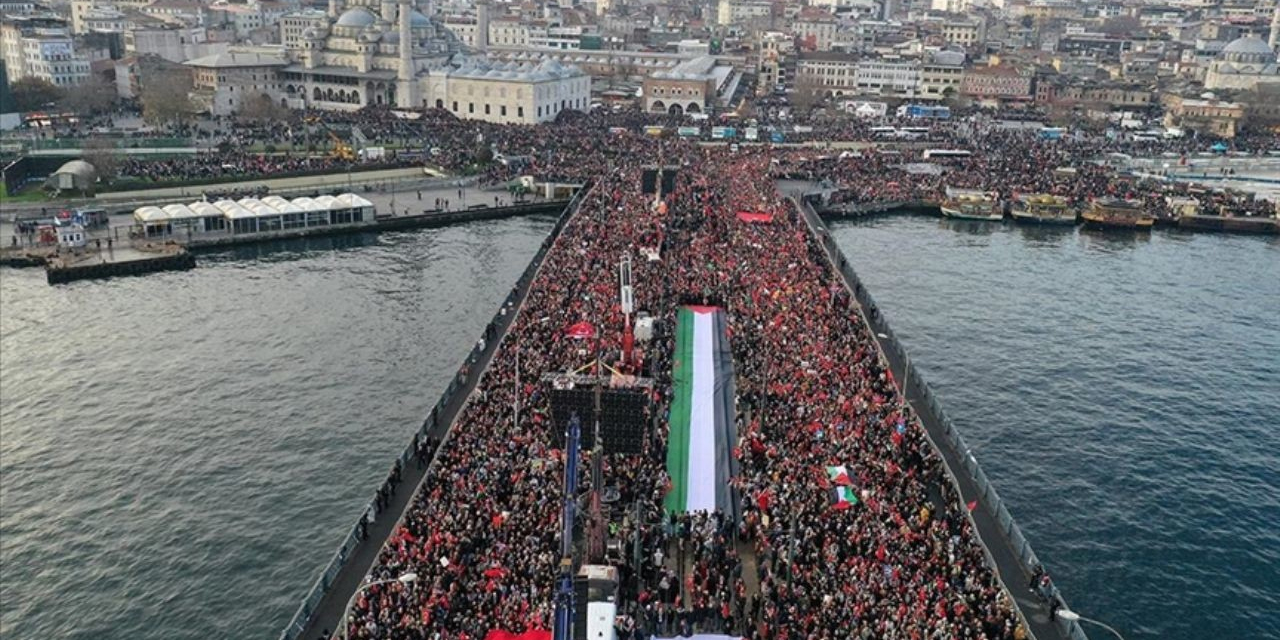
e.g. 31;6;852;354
829;217;1280;640
0;217;556;640
0;214;1276;640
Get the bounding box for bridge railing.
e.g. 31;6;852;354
796;195;1088;640
277;183;591;640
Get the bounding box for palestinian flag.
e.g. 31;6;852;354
826;465;852;486
665;306;738;520
829;486;858;510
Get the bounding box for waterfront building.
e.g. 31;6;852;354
186;47;289;116
643;55;733;114
961;61;1033;102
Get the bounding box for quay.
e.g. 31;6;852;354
0;241;196;284
793;189;1085;640
818;199;1279;234
280;186;589;640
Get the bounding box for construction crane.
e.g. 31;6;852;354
327;129;356;162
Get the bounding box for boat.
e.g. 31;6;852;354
1082;198;1154;230
1010;194;1078;225
940;187;1003;221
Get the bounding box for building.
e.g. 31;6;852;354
644;55;730;114
854;57;921;96
940;19;982;48
187;47;289;116
795;51;859;95
716;0;772;26
1163;95;1244;137
961;63;1032;101
794;10;839;52
270;0;588;122
919;49;964;99
280;9;330;50
1203;36;1279;90
757;31;791;94
442;58;590;123
1;16;91;87
79;6;129;34
127;23;220;62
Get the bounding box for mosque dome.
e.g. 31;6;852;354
336;7;377;28
1220;37;1275;63
410;10;430;28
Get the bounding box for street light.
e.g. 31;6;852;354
1057;609;1126;640
340;573;418;640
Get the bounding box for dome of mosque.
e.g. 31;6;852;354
1220;37;1275;63
336;7;377;28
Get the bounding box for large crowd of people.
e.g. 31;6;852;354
337;139;1027;640
93;104;1277;221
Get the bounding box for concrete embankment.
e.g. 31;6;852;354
793;193;1088;640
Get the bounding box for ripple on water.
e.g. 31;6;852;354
831;216;1280;640
0;216;556;640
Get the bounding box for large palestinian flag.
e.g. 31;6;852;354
665;306;738;519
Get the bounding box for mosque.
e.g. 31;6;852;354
1203;36;1279;92
276;0;590;123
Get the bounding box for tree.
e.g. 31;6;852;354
9;77;64;112
237;92;289;122
59;74;118;114
81;137;121;182
139;70;195;127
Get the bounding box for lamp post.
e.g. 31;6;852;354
1057;609;1126;640
340;572;418;640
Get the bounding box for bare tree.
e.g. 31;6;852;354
81;137;121;182
139;70;195;127
237;92;288;122
60;74;117;114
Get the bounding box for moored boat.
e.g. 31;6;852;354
1011;194;1078;225
941;187;1003;221
1082;198;1154;230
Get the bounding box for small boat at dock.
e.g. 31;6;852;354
1082;198;1154;230
941;187;1003;221
1011;194;1078;225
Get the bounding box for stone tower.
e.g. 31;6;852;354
397;0;419;108
475;0;490;52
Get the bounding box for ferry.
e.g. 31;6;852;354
940;187;1003;221
1010;194;1078;226
1082;198;1155;230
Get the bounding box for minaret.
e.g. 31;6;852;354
1270;2;1279;54
475;0;490;52
397;0;418;108
382;0;397;24
328;0;340;18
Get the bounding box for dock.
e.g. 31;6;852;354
44;242;195;285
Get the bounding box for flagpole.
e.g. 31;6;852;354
514;348;520;429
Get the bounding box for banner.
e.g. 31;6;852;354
677;126;701;138
736;211;774;223
665;307;738;519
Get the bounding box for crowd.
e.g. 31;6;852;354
338;137;1026;640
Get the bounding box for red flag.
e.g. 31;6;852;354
736;211;774;223
967;500;978;512
565;321;595;339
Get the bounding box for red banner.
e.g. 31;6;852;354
565;321;596;339
736;211;774;223
485;630;551;640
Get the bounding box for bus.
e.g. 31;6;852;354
922;149;973;160
896;127;931;139
870;126;897;138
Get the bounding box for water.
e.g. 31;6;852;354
0;217;555;640
829;217;1280;640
